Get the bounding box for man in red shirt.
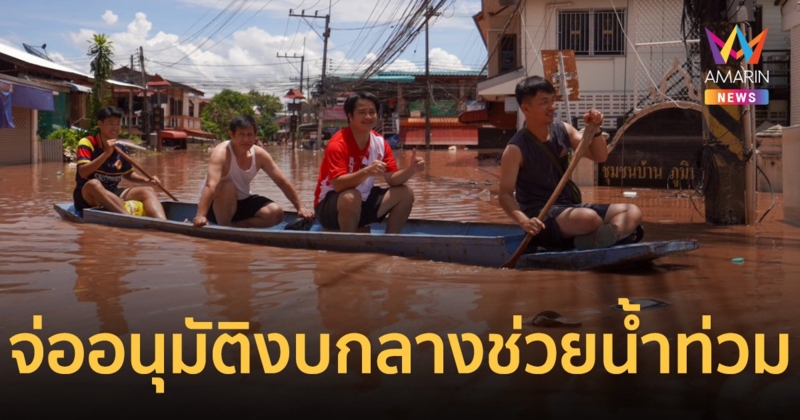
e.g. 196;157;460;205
314;92;425;233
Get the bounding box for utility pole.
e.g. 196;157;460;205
139;46;150;146
424;1;431;149
290;9;330;151
129;55;134;135
695;1;748;225
423;2;442;149
277;52;305;94
741;21;756;225
277;52;306;149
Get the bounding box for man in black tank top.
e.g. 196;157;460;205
498;76;643;251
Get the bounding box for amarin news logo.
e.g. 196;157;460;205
703;26;770;106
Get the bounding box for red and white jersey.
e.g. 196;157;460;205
314;127;398;207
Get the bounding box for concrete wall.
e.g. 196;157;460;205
783;125;800;225
522;0;637;92
756;135;783;193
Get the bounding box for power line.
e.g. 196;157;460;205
289;6;331;151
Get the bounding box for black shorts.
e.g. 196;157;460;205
523;203;610;250
315;186;389;230
73;186;127;213
207;194;274;224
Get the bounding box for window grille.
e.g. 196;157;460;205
557;9;625;56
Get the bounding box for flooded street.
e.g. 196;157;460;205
1;146;799;417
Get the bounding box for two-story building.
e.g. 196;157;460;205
473;0;790;189
111;67;215;145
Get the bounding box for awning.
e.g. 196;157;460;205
477;67;525;101
67;82;93;93
10;84;54;111
109;79;144;89
458;109;490;124
183;128;216;139
1;86;13;128
160;130;187;139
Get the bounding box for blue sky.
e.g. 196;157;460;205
0;0;484;96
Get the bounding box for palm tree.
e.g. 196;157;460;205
87;34;114;128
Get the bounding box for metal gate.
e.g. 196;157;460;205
0;106;33;166
38;138;63;162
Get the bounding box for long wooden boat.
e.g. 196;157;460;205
53;201;699;271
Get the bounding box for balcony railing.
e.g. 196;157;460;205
121;114;203;132
166;115;203;130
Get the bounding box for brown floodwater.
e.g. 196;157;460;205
1;146;799;417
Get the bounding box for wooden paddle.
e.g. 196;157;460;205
502;122;600;269
114;146;179;201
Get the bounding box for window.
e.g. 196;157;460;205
557;9;626;56
499;35;517;73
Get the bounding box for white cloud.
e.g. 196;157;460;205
429;48;469;71
102;10;119;25
386;59;418;72
60;5;478;97
178;0;482;25
127;13;152;38
66;13;325;96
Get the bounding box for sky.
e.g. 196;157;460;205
0;0;485;97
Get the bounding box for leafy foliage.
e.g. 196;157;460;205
87;34;115;128
47;127;87;154
200;89;284;139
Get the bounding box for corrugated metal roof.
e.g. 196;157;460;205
380;70;487;77
331;70;487;83
0;42;143;89
401;126;478;146
402;117;464;126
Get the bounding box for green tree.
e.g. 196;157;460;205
248;90;283;140
200;89;253;138
87;34;115;130
201;89;284;140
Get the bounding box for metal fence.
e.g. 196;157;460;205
38;139;63;163
632;0;701;110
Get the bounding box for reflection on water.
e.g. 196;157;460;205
0;146;798;414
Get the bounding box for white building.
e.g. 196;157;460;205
476;0;790;131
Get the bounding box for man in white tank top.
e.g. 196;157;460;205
193;115;314;227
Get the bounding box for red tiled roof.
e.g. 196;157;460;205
458;109;489;124
147;74;171;87
283;88;305;99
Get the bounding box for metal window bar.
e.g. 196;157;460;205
558;11;590;55
594;10;625;55
558;10;625;56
